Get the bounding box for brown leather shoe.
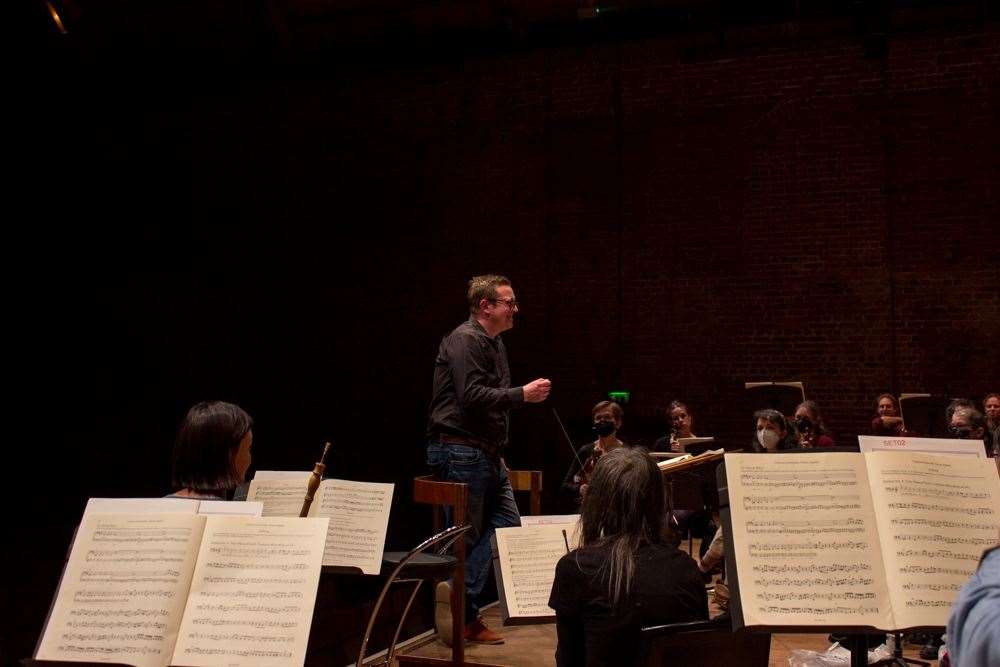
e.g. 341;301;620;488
464;617;504;644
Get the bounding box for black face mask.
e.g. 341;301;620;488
795;417;813;434
592;420;616;437
949;426;976;439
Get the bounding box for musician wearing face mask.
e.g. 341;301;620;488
752;409;798;452
950;407;990;456
793;400;835;448
559;401;626;510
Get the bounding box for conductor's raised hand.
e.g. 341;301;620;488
523;378;552;403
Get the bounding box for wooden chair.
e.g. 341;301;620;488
358;524;468;667
637;616;770;667
404;476;505;667
506;469;542;516
405;469;541;666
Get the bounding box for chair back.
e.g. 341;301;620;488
507;469;542;515
356;524;471;667
637;617;770;667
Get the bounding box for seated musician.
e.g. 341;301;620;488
549;447;708;667
167;400;254;500
752;409;798;452
559;400;627;509
653;400;697;453
985;393;1000;457
793;400;835;447
950;406;990;456
871;393;909;436
945;542;1000;667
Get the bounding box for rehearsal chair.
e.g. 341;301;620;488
410;469;541;665
637;617;770;667
358;524;469;667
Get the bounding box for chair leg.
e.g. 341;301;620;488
383;579;424;666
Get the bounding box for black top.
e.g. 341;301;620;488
426;317;524;451
548;542;708;667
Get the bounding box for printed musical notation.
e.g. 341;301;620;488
247;476;394;574
726;453;891;628
865;451;1000;629
313;479;394;574
37;514;205;667
172;516;327;667
494;523;577;619
37;513;328;667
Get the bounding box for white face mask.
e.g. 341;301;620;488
757;428;780;451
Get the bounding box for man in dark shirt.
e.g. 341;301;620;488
426;274;551;645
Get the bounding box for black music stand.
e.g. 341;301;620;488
898;394;951;437
745;381;806;419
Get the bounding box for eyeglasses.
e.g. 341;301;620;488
488;298;518;309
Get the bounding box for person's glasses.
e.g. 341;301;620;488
489;298;518;309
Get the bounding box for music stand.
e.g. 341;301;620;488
898;394;951;437
745;381;806;419
716;455;939;667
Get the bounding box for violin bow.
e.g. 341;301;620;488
552;408;586;471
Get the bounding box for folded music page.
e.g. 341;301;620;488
172;516;328;667
310;479;394;574
493;523;581;623
865;451;1000;629
36;513;205;667
725;452;893;630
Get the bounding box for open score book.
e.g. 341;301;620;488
723;451;999;631
35;512;329;667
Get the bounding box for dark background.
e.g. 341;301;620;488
8;0;999;663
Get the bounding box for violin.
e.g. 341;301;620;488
577;440;606;489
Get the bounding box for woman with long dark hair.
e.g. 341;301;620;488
548;447;708;666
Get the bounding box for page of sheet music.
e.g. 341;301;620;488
865;451;1000;629
495;524;580;619
246;477;310;517
36;513;205;667
172;516;328;667
310;479;393;574
725;453;893;629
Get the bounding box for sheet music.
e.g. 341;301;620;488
246;477;310;517
36;513;205;667
311;479;393;574
857;435;984;458
495;524;579;619
172;516;328;667
520;514;580;526
199;500;264;517
865;451;1000;629
84;497;263;517
725;453;892;629
84;497;200;516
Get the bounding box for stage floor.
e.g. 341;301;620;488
400;603;940;666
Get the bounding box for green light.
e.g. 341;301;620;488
607;390;630;404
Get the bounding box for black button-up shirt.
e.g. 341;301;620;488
427;317;525;452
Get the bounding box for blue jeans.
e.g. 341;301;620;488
426;441;521;622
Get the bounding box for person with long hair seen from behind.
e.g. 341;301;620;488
548;447;708;667
169;401;253;500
